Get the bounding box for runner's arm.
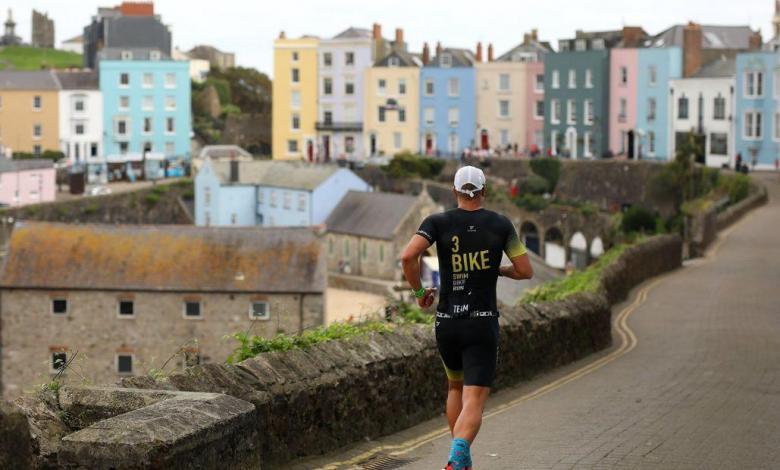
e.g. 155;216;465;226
400;235;436;308
500;254;533;280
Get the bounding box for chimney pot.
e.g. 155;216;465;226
487;43;494;62
372;23;382;40
395;28;404;47
422;42;430;65
683;22;703;78
476;42;483;62
532;28;538;40
436;41;442;56
279;31;286;39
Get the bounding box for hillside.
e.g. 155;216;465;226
0;46;82;70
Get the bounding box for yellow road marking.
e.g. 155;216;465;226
319;208;756;470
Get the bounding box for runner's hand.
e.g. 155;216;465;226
417;288;436;309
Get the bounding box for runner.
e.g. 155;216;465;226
400;165;533;470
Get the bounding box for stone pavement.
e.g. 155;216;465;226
310;174;780;470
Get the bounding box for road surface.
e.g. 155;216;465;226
300;173;780;470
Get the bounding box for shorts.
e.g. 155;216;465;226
435;316;500;387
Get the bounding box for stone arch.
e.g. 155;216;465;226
568;231;589;270
520;221;540;256
543;227;565;269
590;236;605;258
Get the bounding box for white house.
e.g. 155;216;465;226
316;27;375;162
172;47;210;83
56;71;105;181
669;57;736;168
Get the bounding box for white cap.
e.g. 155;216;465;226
453;166;486;197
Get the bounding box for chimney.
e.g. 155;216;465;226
487;43;494;62
436;41;442;56
622;26;644;47
683;22;702;78
279;31;286;39
230;159;239;183
475;42;483;62
372;23;382;40
749;29;763;50
531;28;538;41
523;33;530;45
395;28;404;48
422;42;430;65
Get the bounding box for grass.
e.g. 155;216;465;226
0;46;82;70
521;243;630;304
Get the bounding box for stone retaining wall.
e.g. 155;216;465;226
1;235;683;469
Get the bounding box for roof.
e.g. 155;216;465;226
496;40;553;62
375;49;422;67
103;15;171;51
649;25;754;49
98;47;172;60
333;27;372;39
210;160;348;191
693;56;736;78
62;34;83;44
0;222;326;294
0;159;53;173
429;48;475;67
325;191;420;240
55;71;99;90
199;145;252;160
0;70;59;90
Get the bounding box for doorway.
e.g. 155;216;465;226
480;129;489;150
306;140;314;162
565;128;578;160
369;134;377;156
425;134;434;155
322;135;331;162
627;130;635;159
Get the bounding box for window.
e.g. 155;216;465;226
323;77;333;95
393;132;402;149
775;70;780;98
117;355;133;374
328;237;333;254
550;130;558;154
250;301;270;320
620;66;628;85
166;117;175;133
575;39;587;51
119;96;130;110
535;100;544;119
74;98;85;112
648;97;657;121
441;54;452;67
585;69;593;88
535;74;544;92
378;106;386;122
184;301;201;318
270;190;278;207
425;79;435;96
583;131;593;157
291;113;300;130
713;95;726;120
379;244;384;263
91;143;98;157
118;300;134;317
142;96;153;111
678;96;689;119
375;79;386;96
298;193;306;212
448;78;459;96
121;50;133;60
398;79;406;95
33;124;42;139
51;298;67;315
345;136;355;153
51;351;67;373
649;66;657;86
165;96;176;111
143;117;152;134
500;129;509;145
323;52;332;67
345;81;355;95
499;100;510;118
398;107;406;122
292;51;299;61
618;98;627;122
287;140;298;153
620;131;626;153
361;241;367;259
499;73;510;92
343;239;350;256
33;95;42;110
567;99;576;124
283;191;291;209
292;68;300;83
710;133;728;155
568;70;577;88
552;70;560;89
119;142;128;154
165;142;175;155
648;131;656;155
424;107;434;125
345;51;355;65
119;73;129;87
448;107;459;126
388;56;400;67
551;99;561;124
143;73;153;88
744;111;762;139
165;73;176;88
744;71;763;97
584;99;594;125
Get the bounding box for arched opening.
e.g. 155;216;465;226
520;221;540;255
569;231;588;270
544;227;565;269
590;237;605;259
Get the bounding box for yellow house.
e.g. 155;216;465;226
272;34;319;160
363;50;420;157
0;71;60;156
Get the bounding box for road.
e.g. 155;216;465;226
301;173;780;470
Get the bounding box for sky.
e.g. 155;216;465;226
6;0;778;77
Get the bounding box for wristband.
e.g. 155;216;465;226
413;286;426;298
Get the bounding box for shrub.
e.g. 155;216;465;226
514;194;548;212
383;152;446;179
621;206;656;234
144;193;161;205
521;174;549;195
722;173;750;204
529;158;561;193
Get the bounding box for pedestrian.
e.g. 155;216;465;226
736;152;742;172
400;166;534;470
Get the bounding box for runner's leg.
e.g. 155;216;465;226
446;379;464;435
452;385;490;442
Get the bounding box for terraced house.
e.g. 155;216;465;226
0;70;60;157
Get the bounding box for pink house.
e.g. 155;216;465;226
609;48;639;158
526;61;546;154
0;160;56;207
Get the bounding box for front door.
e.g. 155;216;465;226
425;134;434;155
306;140;314;162
565;128;578;160
480;129;489;150
323;135;331;162
370;134;377;156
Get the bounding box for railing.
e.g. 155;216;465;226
315;121;363;132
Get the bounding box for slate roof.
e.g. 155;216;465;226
325;191;419;240
0;159;53;173
210;160;353;191
0;222;326;294
649;25;754;50
693;57;737;78
103;16;172;53
55;71;99;90
0;71;59;90
333;27;372;39
497;40;553;62
98;47;172;60
428;48;475;67
375;49;422;67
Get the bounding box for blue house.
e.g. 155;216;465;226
636;47;682;160
419;46;476;157
195;160;371;227
735;51;780;170
99;49;191;180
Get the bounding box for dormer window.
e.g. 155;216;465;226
388;56;400;67
121;50;133;60
575;39;587;51
149;50;161;60
441;54;452;67
592;39;606;50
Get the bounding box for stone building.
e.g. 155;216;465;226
188;45;236;70
0;222;326;399
31;9;54;48
325;190;439;280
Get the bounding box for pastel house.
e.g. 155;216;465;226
0;159;56;207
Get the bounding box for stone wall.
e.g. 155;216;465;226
1;234;683;469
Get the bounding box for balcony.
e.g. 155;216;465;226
315;121;363;132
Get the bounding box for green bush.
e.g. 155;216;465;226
521;174;549;195
514;194;548;212
621;206;656;234
529;158;561;193
144;193;161;205
383;152;446;179
722;174;750;204
13;150;65;162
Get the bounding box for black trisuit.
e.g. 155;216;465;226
416;208;527;387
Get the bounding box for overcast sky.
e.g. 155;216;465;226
7;0;778;77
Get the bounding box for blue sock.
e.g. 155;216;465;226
448;438;472;469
